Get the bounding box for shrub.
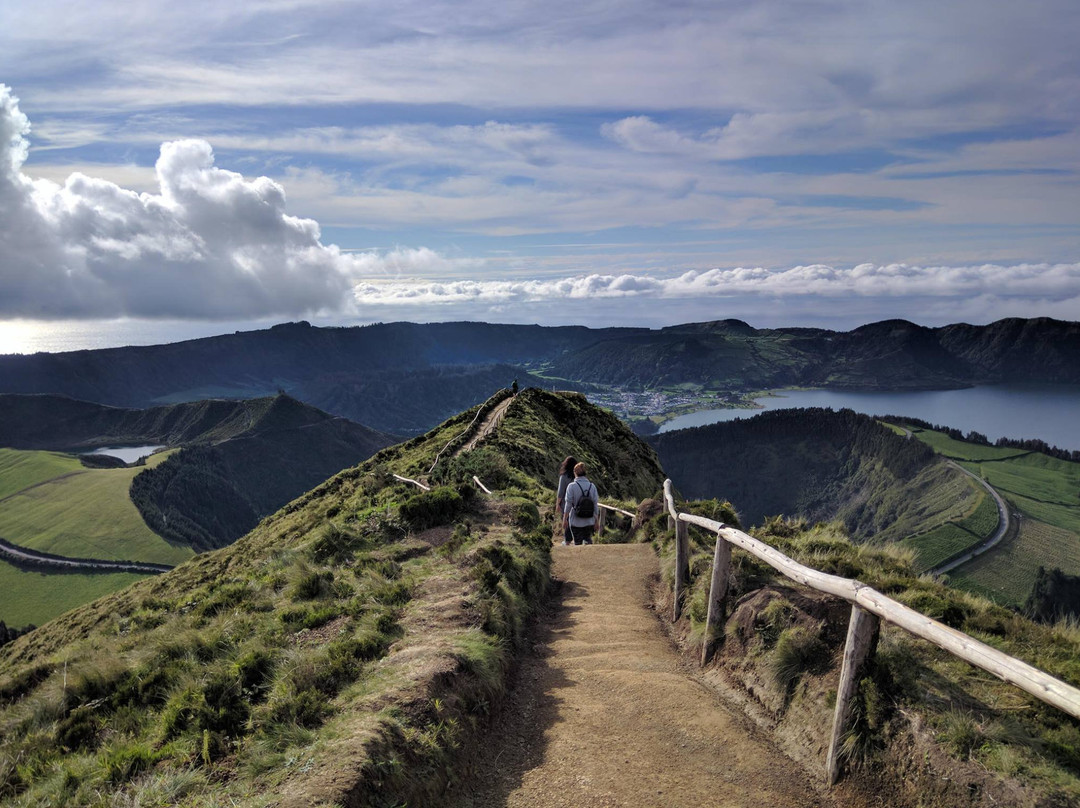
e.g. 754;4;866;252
103;742;162;784
770;625;827;692
507;497;541;530
308;522;369;564
292;569;336;600
399;486;465;531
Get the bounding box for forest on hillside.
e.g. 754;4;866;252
650;407;959;540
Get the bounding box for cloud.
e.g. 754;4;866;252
0;86;477;320
352;262;1080;308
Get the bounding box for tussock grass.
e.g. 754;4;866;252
0;387;611;806
664;493;1080;801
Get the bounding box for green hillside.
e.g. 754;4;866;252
649;408;979;544
902;426;1080;604
0;389;664;807
0;561;150;628
0;396;394;629
128;394;395;551
0;449;190;566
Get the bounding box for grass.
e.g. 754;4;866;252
0;560;150;627
861;459;981;545
0;388;601;807
0;449;191;565
950;517;1080;605
901;427;1080;603
966;453;1080;509
906;428;1030;462
901;484;998;571
660;507;1080;802
0;449;84;501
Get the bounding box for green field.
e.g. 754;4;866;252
905;428;1030;461
0;448;192;565
901;483;997;571
949;516;1080;605
901;427;1080;605
0;448;84;501
0;559;150;627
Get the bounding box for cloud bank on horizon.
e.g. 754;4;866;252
1;0;1079;329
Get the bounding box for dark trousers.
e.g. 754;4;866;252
568;524;594;545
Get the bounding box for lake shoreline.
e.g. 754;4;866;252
656;384;1080;453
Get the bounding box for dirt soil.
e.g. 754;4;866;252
443;543;841;808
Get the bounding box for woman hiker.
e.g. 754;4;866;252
555;456;577;544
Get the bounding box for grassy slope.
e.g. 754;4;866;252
901;485;998;571
903;427;1080;603
651;410;978;548
0;389;663;807
0;449;191;565
0;450;84;501
0;561;149;627
653;509;1080;805
950;519;1080;604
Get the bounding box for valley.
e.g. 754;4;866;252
1;390;1079;807
900;426;1080;605
0;396;394;627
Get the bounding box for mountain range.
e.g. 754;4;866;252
1;317;1077;434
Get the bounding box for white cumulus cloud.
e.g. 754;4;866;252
352;263;1080;310
0;85;477;320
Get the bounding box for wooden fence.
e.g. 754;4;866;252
662;479;1080;785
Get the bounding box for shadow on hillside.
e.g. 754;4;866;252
440;577;587;807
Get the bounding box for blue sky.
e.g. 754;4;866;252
1;0;1079;347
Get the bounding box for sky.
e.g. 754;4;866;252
1;0;1079;351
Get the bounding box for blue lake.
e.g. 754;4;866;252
86;445;164;464
658;385;1080;452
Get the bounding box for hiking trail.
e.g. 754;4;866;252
460;395;513;455
444;542;838;808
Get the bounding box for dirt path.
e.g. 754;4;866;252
460;396;513;455
445;543;835;808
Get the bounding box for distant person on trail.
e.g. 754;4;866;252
563;462;601;546
555;455;578;544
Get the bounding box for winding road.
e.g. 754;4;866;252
931;461;1011;575
0;536;173;575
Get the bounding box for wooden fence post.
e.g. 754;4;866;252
701;530;731;665
826;604;880;785
673;518;690;621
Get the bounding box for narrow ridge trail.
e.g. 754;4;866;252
445;543;836;808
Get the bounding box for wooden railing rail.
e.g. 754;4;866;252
662;479;1080;784
392;473;430;491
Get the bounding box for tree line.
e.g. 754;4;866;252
883;415;1080;462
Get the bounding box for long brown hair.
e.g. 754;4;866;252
558;455;578;476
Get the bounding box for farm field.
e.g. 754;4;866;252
0;559;150;627
0;448;192;565
901;483;997;571
0;448;83;501
948;517;1080;605
902;427;1080;605
902;428;1029;461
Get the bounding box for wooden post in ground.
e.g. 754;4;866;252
701;529;731;665
826;604;880;784
673;518;690;621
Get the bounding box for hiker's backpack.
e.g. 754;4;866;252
573;481;595;519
